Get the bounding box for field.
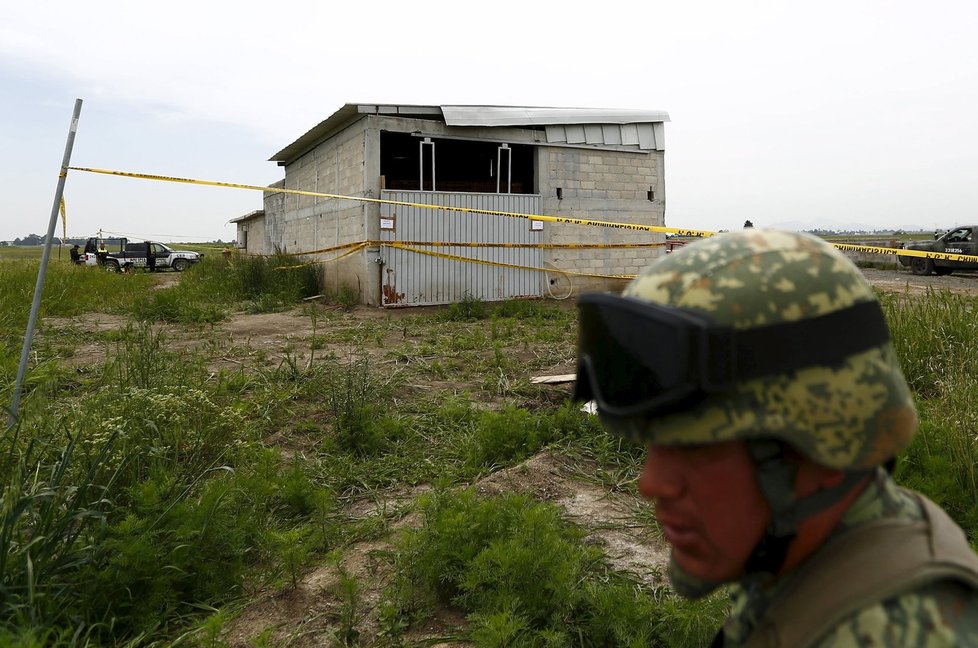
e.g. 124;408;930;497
2;252;978;647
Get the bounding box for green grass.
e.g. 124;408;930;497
0;245;59;261
2;259;978;645
881;289;978;540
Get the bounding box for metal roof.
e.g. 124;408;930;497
440;106;670;127
270;104;670;164
229;209;264;224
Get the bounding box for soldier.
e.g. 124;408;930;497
574;229;978;647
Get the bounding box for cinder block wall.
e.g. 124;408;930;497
278;122;374;302
244;218;267;255
261;180;286;255
538;147;665;295
836;239;902;270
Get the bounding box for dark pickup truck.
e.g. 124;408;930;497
83;238;202;272
899;225;978;276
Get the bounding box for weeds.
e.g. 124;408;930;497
882;288;978;538
332;565;364;646
3;254;977;645
0;428;115;629
383;488;725;646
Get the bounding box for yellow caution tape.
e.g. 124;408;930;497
290;240;369;257
295;240;667;254
387;243;636;280
59;197;67;241
832;242;978;263
272;242;370;267
66;166;710;237
325;242;369;263
380;241;667;249
66;166;978;264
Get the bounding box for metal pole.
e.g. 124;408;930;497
7;98;83;427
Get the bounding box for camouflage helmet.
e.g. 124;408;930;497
603;229;917;470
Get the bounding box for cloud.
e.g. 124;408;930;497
3;0;978;240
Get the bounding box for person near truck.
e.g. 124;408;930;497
69;244;82;264
574;229;978;646
96;239;108;266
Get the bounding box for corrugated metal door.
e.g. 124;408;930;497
380;192;542;306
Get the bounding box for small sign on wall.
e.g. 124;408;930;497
530;220;544;231
380;216;396;230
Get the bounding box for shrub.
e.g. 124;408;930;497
441;293;489;321
383;489;725;646
235;253;321;305
466;406;539;468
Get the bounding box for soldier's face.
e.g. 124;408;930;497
638;440;770;582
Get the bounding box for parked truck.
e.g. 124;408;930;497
899;225;978;276
83;237;202;272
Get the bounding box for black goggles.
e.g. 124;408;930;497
574;292;890;419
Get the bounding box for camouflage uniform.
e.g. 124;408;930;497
579;230;978;646
724;470;978;647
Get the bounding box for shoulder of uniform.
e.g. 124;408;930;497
810;581;978;647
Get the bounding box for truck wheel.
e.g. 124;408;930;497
910;258;934;276
105;259;120;273
172;258;190;272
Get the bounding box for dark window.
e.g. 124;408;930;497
946;228;971;243
380;131;535;194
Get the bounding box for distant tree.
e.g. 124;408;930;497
14;233;44;246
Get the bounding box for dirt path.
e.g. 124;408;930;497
860;267;978;295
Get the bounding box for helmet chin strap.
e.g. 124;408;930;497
744;440;871;576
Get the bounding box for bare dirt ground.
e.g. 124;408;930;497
40;266;978;646
859;267;978;295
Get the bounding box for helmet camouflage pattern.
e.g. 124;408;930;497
606;229;917;470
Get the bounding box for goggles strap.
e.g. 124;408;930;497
733;300;888;380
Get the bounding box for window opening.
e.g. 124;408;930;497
381;131;535;194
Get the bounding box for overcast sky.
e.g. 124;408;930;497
3;0;977;243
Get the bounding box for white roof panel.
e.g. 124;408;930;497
601;125;622;145
564;125;587;144
441;106;670;126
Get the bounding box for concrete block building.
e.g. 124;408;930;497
236;104;669;306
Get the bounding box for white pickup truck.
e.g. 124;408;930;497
83;238;202;272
